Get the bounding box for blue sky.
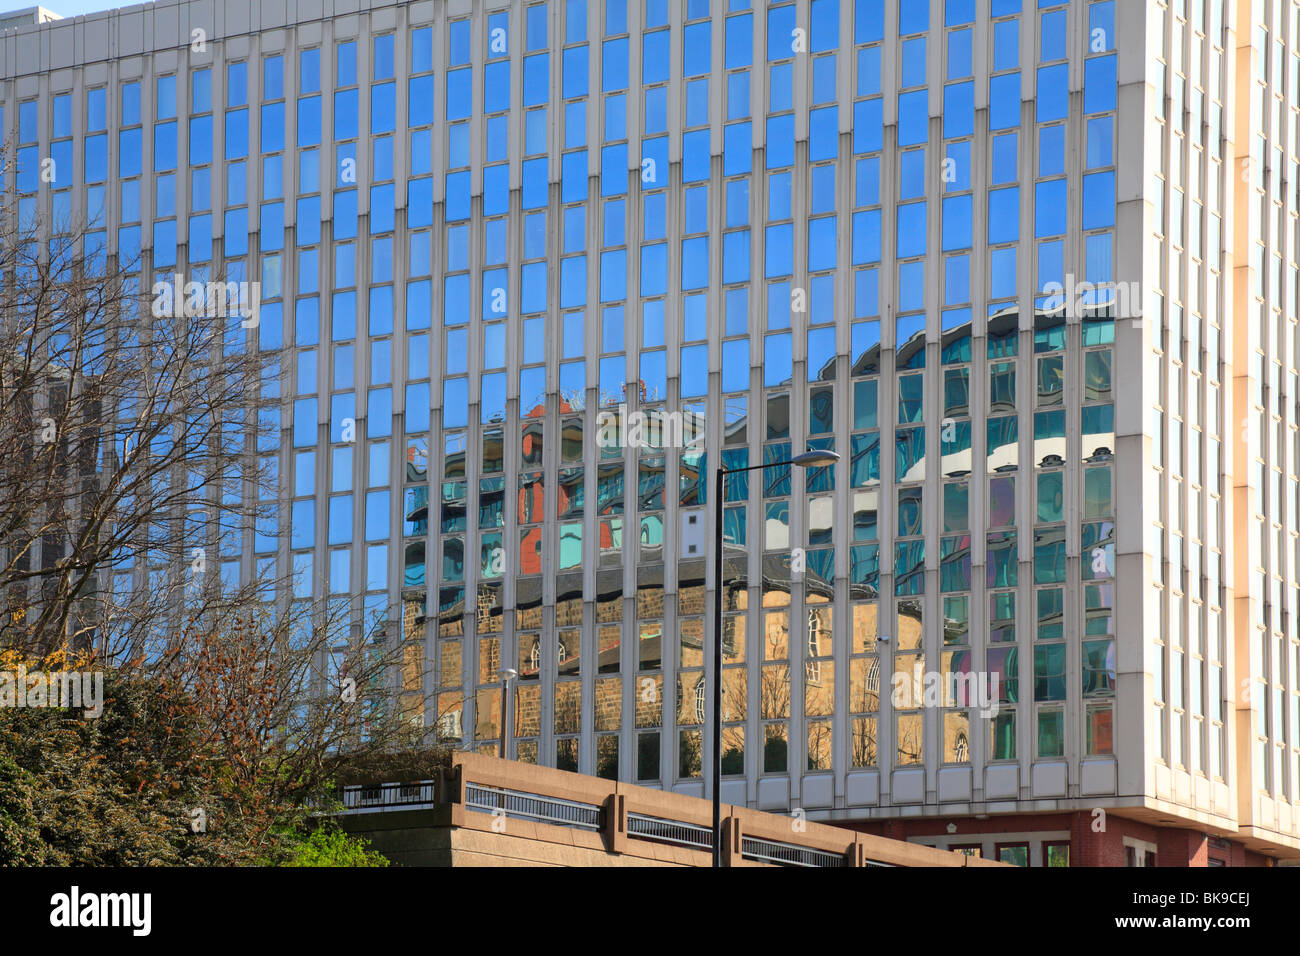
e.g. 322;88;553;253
0;0;121;17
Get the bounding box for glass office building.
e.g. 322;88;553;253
1;0;1297;865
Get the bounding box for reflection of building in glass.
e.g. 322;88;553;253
3;0;1294;866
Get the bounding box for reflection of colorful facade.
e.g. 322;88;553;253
7;0;1292;868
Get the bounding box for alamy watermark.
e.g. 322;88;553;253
50;886;151;936
596;403;706;450
151;274;261;328
1041;273;1143;321
891;664;1002;719
0;666;104;718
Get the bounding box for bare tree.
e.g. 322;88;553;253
0;156;435;789
0;164;274;661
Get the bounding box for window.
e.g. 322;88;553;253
1124;841;1158;867
996;843;1029;867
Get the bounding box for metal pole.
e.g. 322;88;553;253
500;677;509;760
712;464;725;867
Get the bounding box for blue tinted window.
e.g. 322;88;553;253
767;5;795;60
1082;172;1115;230
1040;10;1066;61
769;171;791;218
300;49;320;92
412;28;434;72
771;61;793;112
88;88;108;130
564;45;589;97
767;115;794;168
992;132;1017;183
337;41;357;86
684;21;710;76
993;247;1013;299
988;188;1019;244
947;28;971;79
856;157;880;206
485;61;510;113
857;46;880;96
338;87;364;140
449;123;470;167
1086;117;1113;169
1038;125;1064;176
371;82;395;133
524;54;549;106
225;108;249;159
899;0;928;35
373;34;394;79
606;0;627;34
1035;180;1066;237
993;19;1018;71
1083;55;1116;114
897;90;927;145
527;4;548;50
942;195;972;251
724;122;751;175
943;81;973;137
447;69;471;121
856;0;885;42
263;56;283;100
944;141;970;190
566;0;587;43
297;96;321;147
154;77;175;119
1036;63;1067;121
728;71;750;119
899;150;925;199
683;128;710;181
643;33;670;89
1089;2;1115;52
813;55;836;104
154;121;177;171
896;202;926;258
261;102;284;152
118;128;142;177
811;0;838;50
726;13;752;69
191;70;210;112
902;38;926;88
989;72;1020;129
410;75;435;126
604;37;628;91
945;0;974;26
121;82;141;124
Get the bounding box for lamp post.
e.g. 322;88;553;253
711;449;840;867
499;667;518;759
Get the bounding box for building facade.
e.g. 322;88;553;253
1;0;1297;865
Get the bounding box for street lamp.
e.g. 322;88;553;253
499;667;518;759
711;449;839;866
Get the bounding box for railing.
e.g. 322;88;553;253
741;835;850;868
626;812;714;851
463;782;602;831
324;754;990;866
338;780;436;811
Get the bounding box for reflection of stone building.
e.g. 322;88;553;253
9;0;1290;868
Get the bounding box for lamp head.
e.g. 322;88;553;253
791;450;841;468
